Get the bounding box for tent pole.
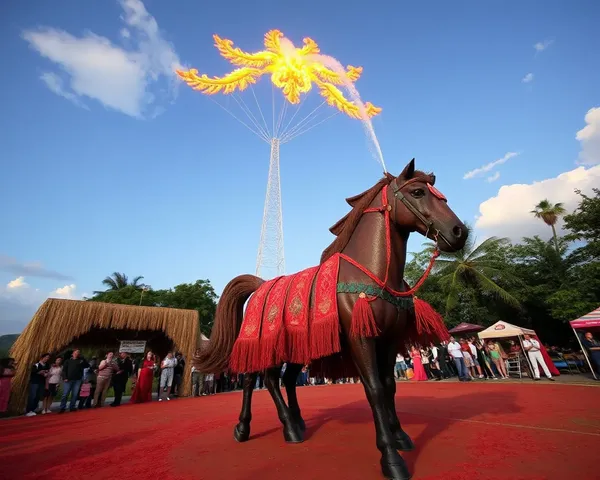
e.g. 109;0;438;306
519;335;534;379
572;327;597;380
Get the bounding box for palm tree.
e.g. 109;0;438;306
531;199;566;254
423;228;520;313
94;272;145;293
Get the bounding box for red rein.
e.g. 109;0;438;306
340;183;446;340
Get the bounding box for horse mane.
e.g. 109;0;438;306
320;169;433;264
320;173;395;264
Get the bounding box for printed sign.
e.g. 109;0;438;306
494;324;506;330
119;340;146;353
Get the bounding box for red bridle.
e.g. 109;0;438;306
338;177;442;298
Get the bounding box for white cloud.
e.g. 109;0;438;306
522;73;534;83
534;40;553;52
486;172;500;183
0;277;81;333
576;107;600;165
475;164;600;241
21;0;182;118
7;277;28;289
50;284;78;299
40;72;89;109
463;152;520;180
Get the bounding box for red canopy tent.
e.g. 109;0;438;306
448;322;484;335
570;307;600;380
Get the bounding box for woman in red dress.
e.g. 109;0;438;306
130;351;156;403
410;346;428;381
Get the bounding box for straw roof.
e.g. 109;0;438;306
9;298;199;414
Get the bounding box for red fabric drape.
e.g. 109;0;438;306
533;335;560;376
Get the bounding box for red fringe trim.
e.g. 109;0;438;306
310;314;341;359
286;329;310;365
258;333;279;372
350;296;379;338
229;338;260;373
414;297;450;341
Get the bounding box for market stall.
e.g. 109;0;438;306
569;307;600;380
478;320;559;377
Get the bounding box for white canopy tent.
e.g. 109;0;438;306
478;321;536;339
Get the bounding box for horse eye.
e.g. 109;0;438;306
411;189;425;198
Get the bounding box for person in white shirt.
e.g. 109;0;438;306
468;340;484;379
394;353;407;380
159;352;178;401
447;337;470;381
523;334;555;381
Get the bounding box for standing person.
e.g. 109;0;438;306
523;334;555;381
468;338;484;379
0;358;16;414
60;349;89;413
581;332;600;374
191;349;204;396
420;347;432;379
437;341;452;378
410;346;427;381
159;352;177;401
42;357;63;414
172;353;185;397
111;352;133;407
475;340;497;379
131;351;156;403
26;353;50;416
84;358;98;409
394;353;407;380
93;352;117;408
488;341;509;379
448;337;469;381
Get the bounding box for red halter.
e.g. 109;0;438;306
338;178;440;298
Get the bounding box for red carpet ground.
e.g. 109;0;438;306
1;382;599;479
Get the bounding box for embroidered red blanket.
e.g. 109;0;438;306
229;254;340;373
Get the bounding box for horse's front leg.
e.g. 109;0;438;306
264;366;304;443
349;337;411;480
379;346;414;452
233;372;258;442
282;363;306;431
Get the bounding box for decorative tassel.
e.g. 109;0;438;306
413;297;449;341
350;293;379;338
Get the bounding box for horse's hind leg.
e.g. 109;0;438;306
264;366;304;443
282;363;306;431
379;346;414;452
234;372;258;442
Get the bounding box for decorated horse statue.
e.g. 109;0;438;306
195;159;467;480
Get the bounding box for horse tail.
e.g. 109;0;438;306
193;274;264;373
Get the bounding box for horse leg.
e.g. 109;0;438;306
233;372;258;442
282;363;306;431
349;337;411;480
379;346;414;452
264;366;304;443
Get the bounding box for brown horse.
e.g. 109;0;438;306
195;159;467;480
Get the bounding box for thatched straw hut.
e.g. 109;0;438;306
9;298;199;413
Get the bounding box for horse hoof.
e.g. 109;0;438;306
283;425;304;444
394;430;414;452
381;461;412;480
233;423;250;443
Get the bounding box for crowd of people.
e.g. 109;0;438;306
394;335;557;382
1;330;599;417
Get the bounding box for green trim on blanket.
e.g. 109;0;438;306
337;283;414;310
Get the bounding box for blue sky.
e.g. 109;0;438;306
1;0;599;333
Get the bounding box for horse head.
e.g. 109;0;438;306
388;159;467;252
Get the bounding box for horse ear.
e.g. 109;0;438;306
398;158;415;180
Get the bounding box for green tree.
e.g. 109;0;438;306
531;199;566;254
95;272;145;293
563;188;600;263
423;232;520;314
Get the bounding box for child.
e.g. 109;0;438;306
78;379;91;409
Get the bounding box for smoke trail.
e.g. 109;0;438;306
307;53;387;172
